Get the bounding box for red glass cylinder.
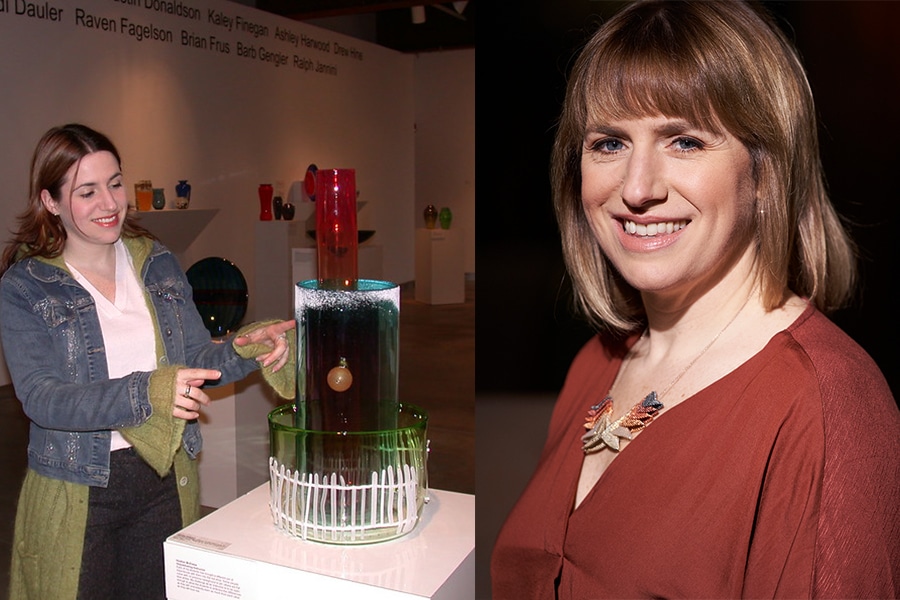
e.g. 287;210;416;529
258;184;273;221
315;168;358;289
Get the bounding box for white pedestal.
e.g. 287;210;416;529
196;377;283;509
195;384;238;508
165;485;475;599
414;229;464;305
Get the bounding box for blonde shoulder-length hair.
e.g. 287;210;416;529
552;0;856;334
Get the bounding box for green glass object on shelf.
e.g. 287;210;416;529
151;188;166;210
423;204;438;229
439;206;453;229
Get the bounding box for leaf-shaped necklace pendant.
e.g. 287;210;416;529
581;391;663;453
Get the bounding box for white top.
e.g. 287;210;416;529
68;240;158;451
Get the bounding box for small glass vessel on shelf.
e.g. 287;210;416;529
152;188;166;210
175;180;191;209
258;184;274;220
423;204;438;229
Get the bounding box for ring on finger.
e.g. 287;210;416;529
183;385;192;398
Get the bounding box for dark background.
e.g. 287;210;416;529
476;1;900;402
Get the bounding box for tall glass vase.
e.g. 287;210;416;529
315;168;358;289
258;184;274;221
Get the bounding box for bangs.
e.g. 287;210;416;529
574;3;745;135
581;53;722;133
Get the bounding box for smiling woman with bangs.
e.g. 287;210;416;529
0;124;296;599
491;1;899;598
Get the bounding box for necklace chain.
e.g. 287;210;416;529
655;291;753;400
581;292;753;454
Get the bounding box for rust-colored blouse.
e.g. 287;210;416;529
491;306;899;599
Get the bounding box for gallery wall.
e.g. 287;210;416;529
415;49;476;274
0;0;476;386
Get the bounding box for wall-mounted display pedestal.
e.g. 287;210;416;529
135;209;219;257
165;484;475;599
415;229;464;305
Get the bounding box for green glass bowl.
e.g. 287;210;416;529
268;403;429;544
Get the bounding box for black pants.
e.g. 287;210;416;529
77;447;183;600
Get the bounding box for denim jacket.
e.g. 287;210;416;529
0;236;258;487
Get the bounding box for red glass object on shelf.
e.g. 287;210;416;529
258;184;274;221
315;168;358;289
304;164;318;201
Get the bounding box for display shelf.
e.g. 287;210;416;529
134;209;220;255
164;485;475;599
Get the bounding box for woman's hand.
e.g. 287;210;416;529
233;319;296;372
173;368;221;420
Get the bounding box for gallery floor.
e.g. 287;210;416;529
0;279;474;598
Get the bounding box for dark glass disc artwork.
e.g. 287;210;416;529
186;257;248;338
